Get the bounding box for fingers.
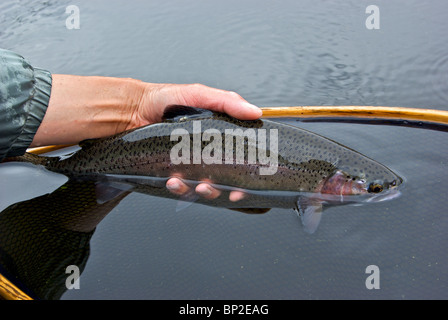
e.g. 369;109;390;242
228;190;246;202
166;177;190;195
167;178;221;199
195;183;222;200
139;83;262;128
166;177;245;202
176;84;262;120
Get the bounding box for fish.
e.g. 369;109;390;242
9;105;403;233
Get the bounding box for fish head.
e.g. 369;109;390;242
310;144;403;203
318;170;403;196
297;160;402;234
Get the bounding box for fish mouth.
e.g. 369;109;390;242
312;186;402;205
365;188;401;203
365;174;403;202
367;174;403;194
367;179;399;194
392;175;404;188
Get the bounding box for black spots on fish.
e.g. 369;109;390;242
298;159;337;176
282;159;338;189
215;115;264;129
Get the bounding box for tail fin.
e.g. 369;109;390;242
3;152;51;166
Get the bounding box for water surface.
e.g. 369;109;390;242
0;0;447;299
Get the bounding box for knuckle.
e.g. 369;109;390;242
190;83;206;90
227;90;243;99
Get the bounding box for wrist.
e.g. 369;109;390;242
31;75;146;147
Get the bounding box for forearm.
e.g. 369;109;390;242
31;74;146;147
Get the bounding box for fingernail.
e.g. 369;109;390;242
244;102;262;117
198;185;212;196
166;180;179;190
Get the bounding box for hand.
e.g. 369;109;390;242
136;83;261;202
135;83;262;125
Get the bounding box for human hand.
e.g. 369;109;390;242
132;83;262;125
135;83;261;202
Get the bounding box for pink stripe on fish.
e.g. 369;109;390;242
317;170;368;195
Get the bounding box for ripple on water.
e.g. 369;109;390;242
430;54;448;104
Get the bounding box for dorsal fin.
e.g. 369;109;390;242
162;105;215;122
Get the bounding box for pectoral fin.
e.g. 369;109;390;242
295;197;323;234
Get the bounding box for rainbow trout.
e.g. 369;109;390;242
14;106;402;233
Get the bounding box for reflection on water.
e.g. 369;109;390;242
0;0;447;299
0;179;125;299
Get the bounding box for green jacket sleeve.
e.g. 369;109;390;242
0;49;52;161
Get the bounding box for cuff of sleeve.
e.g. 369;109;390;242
10;68;52;156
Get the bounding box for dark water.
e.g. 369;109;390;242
0;0;447;299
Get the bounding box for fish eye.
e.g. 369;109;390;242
368;182;383;193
